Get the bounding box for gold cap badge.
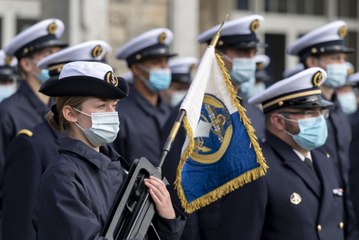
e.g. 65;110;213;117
91;45;103;58
158;32;167;44
338;25;348;38
312;71;323;87
4;55;12;65
47;22;58;35
250;19;260;32
105;71;118;87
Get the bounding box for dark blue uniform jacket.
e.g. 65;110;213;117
33;137;185;240
3;120;61;240
112;87;170;168
218;131;345;240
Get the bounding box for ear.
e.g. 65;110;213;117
305;56;318;68
62;105;78;123
19;58;34;74
270;113;286;132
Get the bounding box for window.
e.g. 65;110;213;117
16;19;37;34
265;0;324;15
338;0;357;18
236;0;249;10
265;33;286;82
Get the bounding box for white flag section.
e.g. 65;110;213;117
176;45;267;213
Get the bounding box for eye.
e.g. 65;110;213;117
97;104;106;109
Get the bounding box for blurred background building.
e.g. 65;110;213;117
0;0;358;81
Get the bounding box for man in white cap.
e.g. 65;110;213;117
0;50;17;102
0;19;66;235
287;20;358;238
219;68;344;240
198;14;266;142
2;40;111;240
113;28;177;168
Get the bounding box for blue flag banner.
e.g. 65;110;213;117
176;45;267;213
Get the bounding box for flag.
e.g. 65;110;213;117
175;45;268;213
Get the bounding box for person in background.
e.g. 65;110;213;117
161;57;198;108
336;62;357;115
219;67;344;240
33;61;185;239
242;54;271;99
2;40;112;240
287;20;358;239
0;19;67;234
0;50;17;102
113;28;177;168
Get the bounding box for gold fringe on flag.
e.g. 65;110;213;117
175;53;268;214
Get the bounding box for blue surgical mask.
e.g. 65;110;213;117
241;81;266;99
337;91;358;114
230;58;256;85
325;64;348;88
0;84;16;102
140;67;172;92
74;108;120;147
282;115;328;150
36;69;50;83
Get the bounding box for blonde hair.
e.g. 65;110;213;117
47;96;89;132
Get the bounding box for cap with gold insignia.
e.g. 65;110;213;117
39;61;128;99
197;15;264;49
287;21;354;61
37;40;112;78
254;54;270;81
4;19;67;60
0;50;17;80
248;67;333;113
169;57;199;84
116;28;177;67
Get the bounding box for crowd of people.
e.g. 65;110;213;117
0;14;358;240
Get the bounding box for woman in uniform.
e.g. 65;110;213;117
32;61;185;239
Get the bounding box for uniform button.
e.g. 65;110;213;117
339;222;344;229
317;225;322;231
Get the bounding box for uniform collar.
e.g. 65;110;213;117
130;87;169;116
58;137;119;171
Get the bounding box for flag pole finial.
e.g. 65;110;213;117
210;14;229;47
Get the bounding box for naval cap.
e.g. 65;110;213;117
39;61;128;99
38;40;112;77
197;15;264;49
116;28;177;66
4;19;67;60
0;50;17;80
169;57;199;84
254;54;271;81
287;21;354;61
249;67;333;113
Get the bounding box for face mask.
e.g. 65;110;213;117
230;58;256;85
74;108;120;147
33;69;50;83
337;91;358;114
170;90;187;107
241;81;266;99
140;66;172;92
325;64;348;88
282;115;328;150
0;84;16;102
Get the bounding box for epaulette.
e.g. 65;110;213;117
16;129;33;137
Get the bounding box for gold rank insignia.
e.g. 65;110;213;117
91;45;103;58
312;71;323;87
105;71;118;87
338;25;348;38
4;55;12;65
290;192;302;205
47;22;58;35
158;32;167;44
250;19;260;32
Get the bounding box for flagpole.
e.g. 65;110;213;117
157;14;229;174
